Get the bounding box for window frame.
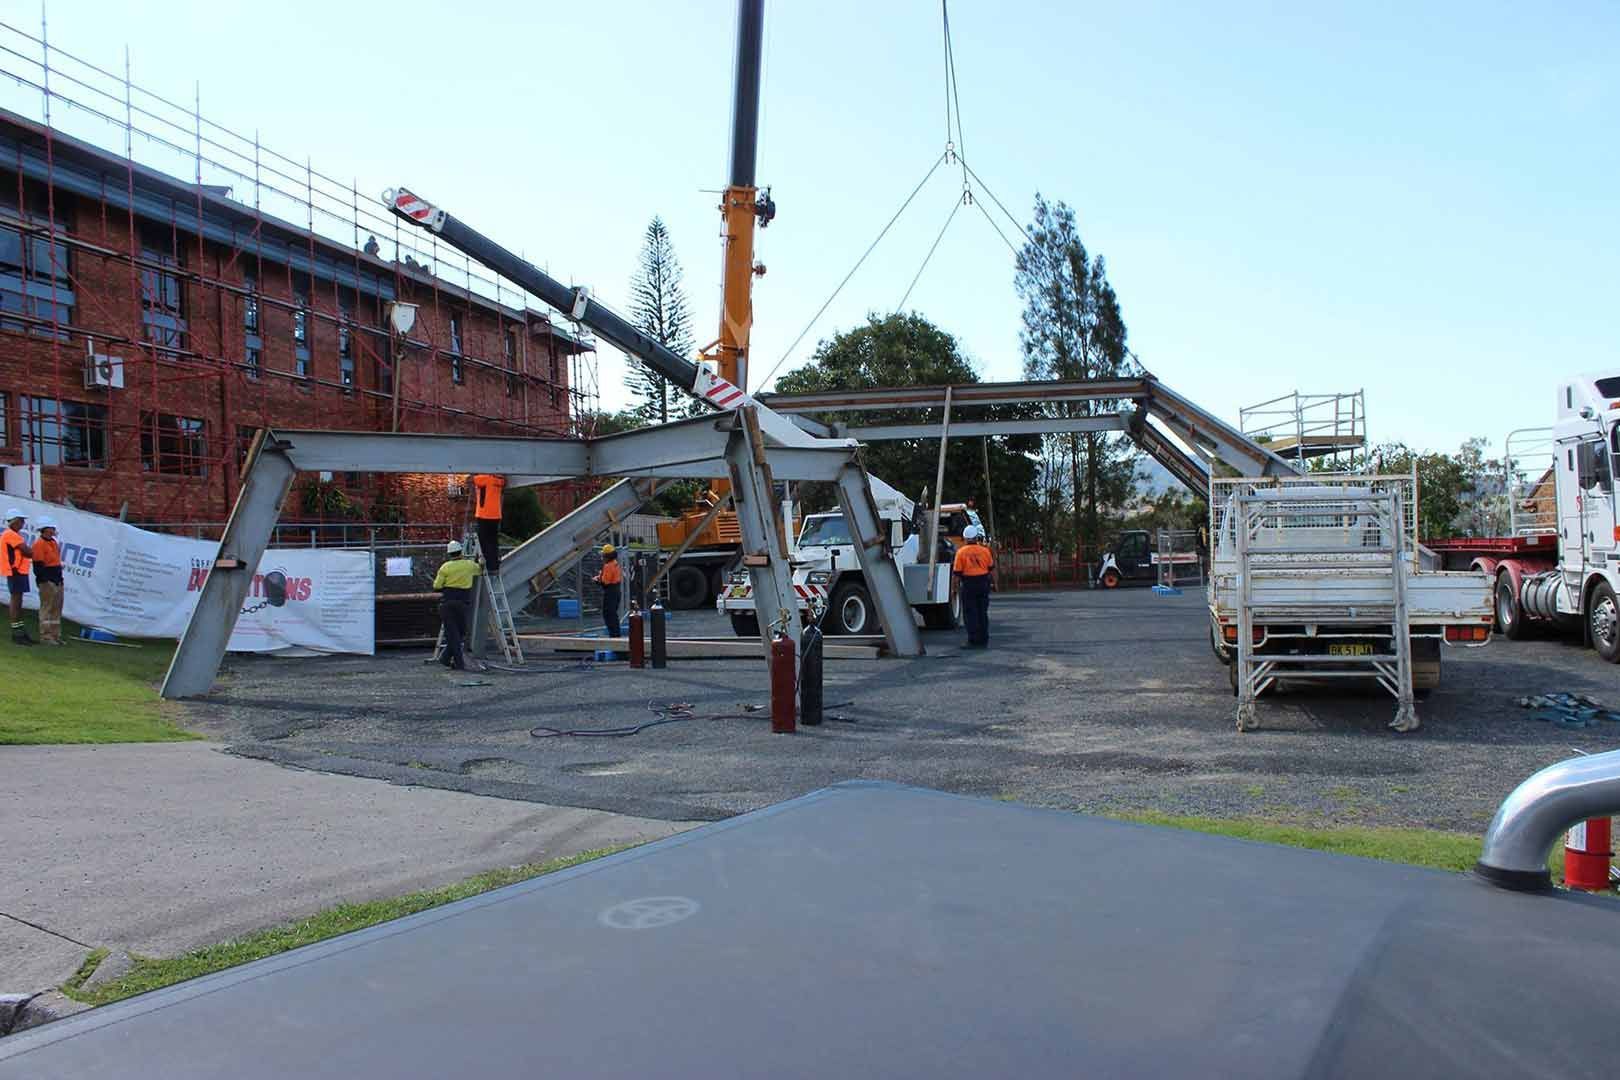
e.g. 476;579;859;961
20;395;109;469
140;411;208;477
0;182;75;338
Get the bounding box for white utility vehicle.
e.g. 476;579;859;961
1207;472;1493;732
718;477;968;636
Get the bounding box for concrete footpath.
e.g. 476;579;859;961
1;742;693;997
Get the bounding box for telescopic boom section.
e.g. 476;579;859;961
383;187;748;412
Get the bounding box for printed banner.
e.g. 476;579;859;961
5;495;373;654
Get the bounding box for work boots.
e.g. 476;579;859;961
12;624;36;646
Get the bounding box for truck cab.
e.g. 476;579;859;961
1553;373;1620;658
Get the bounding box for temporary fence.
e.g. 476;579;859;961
997;543;1100;591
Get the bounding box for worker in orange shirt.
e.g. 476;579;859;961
470;473;506;574
3;508;34;646
952;523;995;649
31;515;65;645
593;542;623;638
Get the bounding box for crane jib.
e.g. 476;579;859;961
383;187;714;402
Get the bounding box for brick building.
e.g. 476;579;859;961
0;107;592;537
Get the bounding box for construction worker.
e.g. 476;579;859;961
593;543;623;638
31;515;64;646
2;508;33;646
952;523;995;649
433;539;481;670
471;473;506;574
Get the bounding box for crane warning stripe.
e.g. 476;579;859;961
393;192;434;220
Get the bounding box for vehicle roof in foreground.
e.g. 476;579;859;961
4;781;1615;1079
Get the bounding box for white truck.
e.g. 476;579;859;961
1206;472;1494;731
1426;370;1620;662
717;477;969;637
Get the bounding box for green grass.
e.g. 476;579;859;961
1116;810;1566;878
0;614;194;744
63;846;628;1007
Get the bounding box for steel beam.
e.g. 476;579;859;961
837;415;1129;442
160;433;297;699
1145;381;1300;478
584;415;853;480
727;407;801;658
759;378;1149;415
1128;408;1210;496
834;460;925;658
267;430;589;475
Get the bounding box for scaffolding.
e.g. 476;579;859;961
1239;390;1366;466
0;14;601;528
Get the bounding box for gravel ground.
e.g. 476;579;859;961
183;588;1620;832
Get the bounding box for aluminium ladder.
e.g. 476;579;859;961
1233;487;1415;732
433;530;524;667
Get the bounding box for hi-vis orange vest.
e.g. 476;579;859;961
599;559;623;586
1;527;29;577
952;542;994;577
472;474;505;521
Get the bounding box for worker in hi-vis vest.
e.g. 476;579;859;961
31;515;65;646
433;539;482;670
593;543;623;638
2;508;34;646
471;473;506;574
952;523;995;649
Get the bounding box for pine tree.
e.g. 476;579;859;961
627;217;697;423
1014;195;1143;556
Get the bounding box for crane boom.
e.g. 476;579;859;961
383;187;748;412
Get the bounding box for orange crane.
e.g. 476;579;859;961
655;0;781;609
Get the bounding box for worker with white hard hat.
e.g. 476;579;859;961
952;522;996;649
592;542;623;638
31;515;65;645
2;507;34;646
432;537;482;670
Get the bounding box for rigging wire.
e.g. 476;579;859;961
960;156;1031;245
757;150;946;388
897;195;963;312
972;193;1020;258
942;0;969;194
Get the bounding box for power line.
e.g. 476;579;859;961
758;151;946;387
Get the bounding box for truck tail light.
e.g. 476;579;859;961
1221;626;1262;644
1445;625;1490;642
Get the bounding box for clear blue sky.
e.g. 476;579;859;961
16;1;1619;453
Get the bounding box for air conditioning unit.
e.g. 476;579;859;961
84;350;125;390
446;477;465;497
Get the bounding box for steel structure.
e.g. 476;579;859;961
1239;389;1367;464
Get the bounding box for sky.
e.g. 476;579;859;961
7;1;1616;454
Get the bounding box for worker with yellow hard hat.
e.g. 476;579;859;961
592;542;623;638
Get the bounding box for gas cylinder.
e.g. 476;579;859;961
1564;817;1612;891
770;629;796;734
650;602;667;669
628;609;645;668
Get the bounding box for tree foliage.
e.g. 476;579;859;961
577;407;702;518
775;313;1042;539
1014;194;1142;554
1311;436;1507;540
627;217;697;424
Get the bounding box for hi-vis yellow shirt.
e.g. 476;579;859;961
434;558;481;590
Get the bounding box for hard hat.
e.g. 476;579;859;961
601;543;616;556
446;540;463;554
35;516;55;530
963;524;982;541
3;508;21;523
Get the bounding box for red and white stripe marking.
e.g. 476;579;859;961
391;188;435;221
694;368;747;410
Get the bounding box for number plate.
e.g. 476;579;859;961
1328;643;1373;656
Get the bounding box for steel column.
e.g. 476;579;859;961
834;460;925;658
726;407;801;658
160;433;297;699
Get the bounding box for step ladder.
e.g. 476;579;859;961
434;531;524;667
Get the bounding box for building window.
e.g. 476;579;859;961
450;315;463;354
338;298;355;389
139;222;187;349
237;425;259;467
375;321;394;392
0;391;7;446
242;269;262;379
140;412;207;476
293;275;311;379
504;328;518;397
20;396;108;468
0;180;74;338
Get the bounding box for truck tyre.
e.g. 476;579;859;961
1496;571;1526;640
1101;569;1121;589
1590;581;1620;663
729;612;759;638
1211;619;1232;665
922;589;960;630
668;564;709;610
1411;636;1442;694
829;582;873;635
